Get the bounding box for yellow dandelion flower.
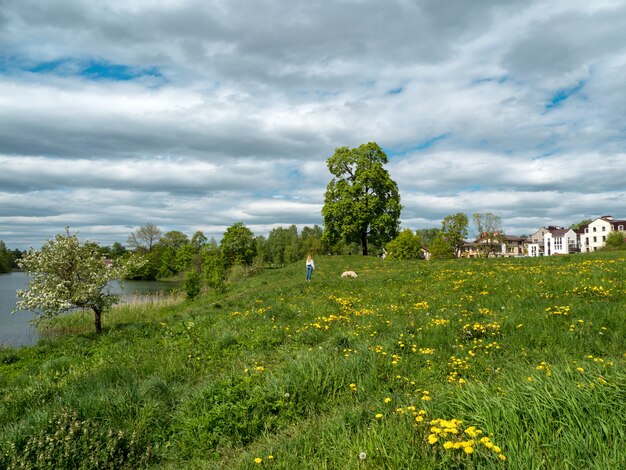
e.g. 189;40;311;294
498;454;507;461
443;441;454;450
254;457;263;464
375;413;383;419
415;416;424;423
463;446;474;454
428;434;439;444
268;455;274;460
576;367;585;373
384;397;391;404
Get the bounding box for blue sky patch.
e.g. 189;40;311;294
385;134;449;157
22;57;164;82
546;80;585;109
387;86;404;95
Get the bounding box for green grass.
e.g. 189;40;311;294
1;253;625;468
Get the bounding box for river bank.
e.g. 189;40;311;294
0;271;179;348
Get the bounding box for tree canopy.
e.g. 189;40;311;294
385;229;423;260
322;142;402;255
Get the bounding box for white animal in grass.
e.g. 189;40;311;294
341;271;358;278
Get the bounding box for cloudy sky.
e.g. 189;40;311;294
1;0;626;250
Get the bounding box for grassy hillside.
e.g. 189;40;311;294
1;253;625;469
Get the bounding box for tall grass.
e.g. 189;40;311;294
1;252;625;468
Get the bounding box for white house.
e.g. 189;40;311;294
526;226;558;257
580;216;626;252
544;228;577;255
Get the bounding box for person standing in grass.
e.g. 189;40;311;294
306;255;315;281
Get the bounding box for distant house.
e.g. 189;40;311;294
526;226;559;257
579;216;626;252
461;233;526;258
544;227;577;255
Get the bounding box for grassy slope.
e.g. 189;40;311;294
1;253;625;469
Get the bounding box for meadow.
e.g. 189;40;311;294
1;252;624;469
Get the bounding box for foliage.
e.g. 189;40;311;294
221;222;257;266
322;142;402;255
385;229;424;260
441;213;469;258
415;228;440;248
0;241;14;273
202;239;226;292
429;232;455;259
1;409;152;469
127;223;162;252
182;270;201;300
13;227;136;334
602;231;626;250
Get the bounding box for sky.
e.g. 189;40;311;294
1;0;626;250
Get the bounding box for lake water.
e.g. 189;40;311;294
0;271;177;348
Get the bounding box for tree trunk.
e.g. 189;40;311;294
94;308;103;334
361;231;368;256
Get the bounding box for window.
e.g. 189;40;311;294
555;238;563;250
584;227;588;233
602;226;606;231
619;225;624;231
603;236;606;241
593;236;597;242
593;227;597;232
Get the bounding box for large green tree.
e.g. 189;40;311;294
322;142;402;255
14;227;137;334
220;222;257;266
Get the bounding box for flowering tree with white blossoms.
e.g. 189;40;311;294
14;227;138;334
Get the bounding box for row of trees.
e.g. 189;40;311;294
0;242;23;273
384;212;505;260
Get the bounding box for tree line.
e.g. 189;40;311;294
0;242;23;274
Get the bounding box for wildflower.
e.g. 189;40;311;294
428;434;439;444
576;367;585;373
463;446;474;454
359;452;367;460
268;455;274;460
498;454;507;461
254;457;263;464
443;441;454;449
384;397;391;404
375;413;383;419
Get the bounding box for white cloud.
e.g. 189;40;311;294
1;0;625;249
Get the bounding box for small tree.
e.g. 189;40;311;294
603;231;626;250
14;227;137;334
472;212;504;257
441;213;469;258
385;229;423;260
127;223;162;252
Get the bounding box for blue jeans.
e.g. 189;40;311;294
306;265;313;280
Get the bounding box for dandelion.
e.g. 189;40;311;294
268;455;274;460
375;413;383;419
463;446;474;454
254;457;263;464
359;452;367;460
428;434;439;444
498;454;507;461
384;397;391;404
576;367;585;373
